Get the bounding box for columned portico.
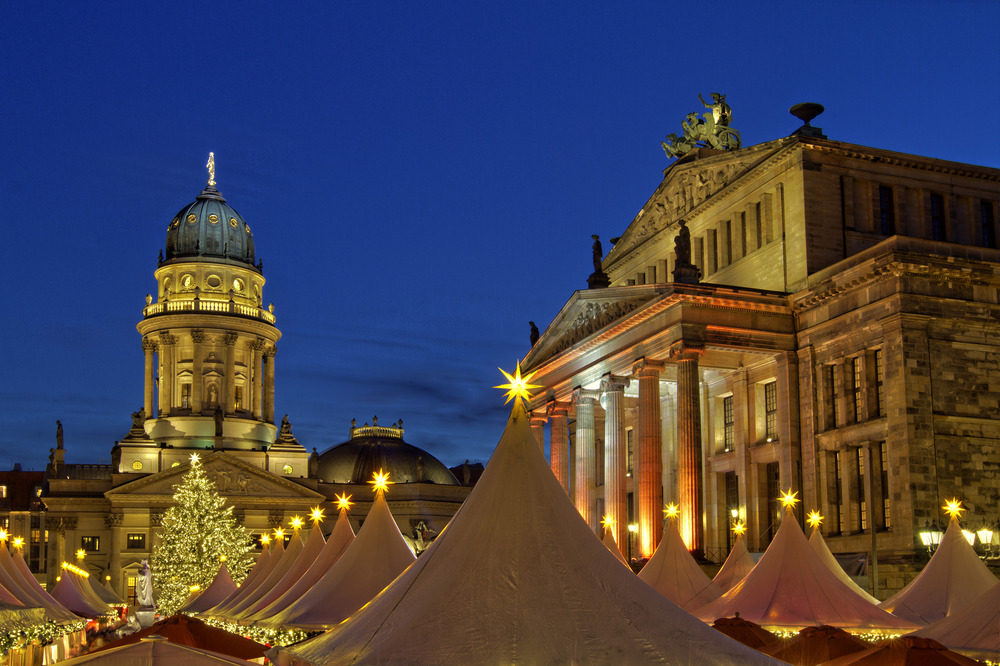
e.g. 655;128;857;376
547;401;570;493
672;344;704;556
600;374;629;554
571;388;600;531
633;357;665;557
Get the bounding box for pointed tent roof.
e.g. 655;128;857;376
179;562;238;614
51;567;111;618
820;635;982;666
639;518;722;611
263;488;415;630
601;527;629;566
713;533;756;592
270;400;779;665
878;517;999;625
204;538;284;618
218;529;305;620
695;508;917;631
234;524;325;620
0;542;79;622
103;578;127;605
809;528;879;604
912;582;1000;656
246;507;355;623
89;573;125;606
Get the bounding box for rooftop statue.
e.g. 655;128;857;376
662;92;742;159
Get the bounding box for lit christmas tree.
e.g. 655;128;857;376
151;453;254;616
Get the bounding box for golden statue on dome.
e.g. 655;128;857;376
206;152;216;187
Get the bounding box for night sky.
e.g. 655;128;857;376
2;1;998;473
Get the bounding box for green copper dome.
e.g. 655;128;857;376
163;185;258;271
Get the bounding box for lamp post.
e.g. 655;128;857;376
919;521;943;555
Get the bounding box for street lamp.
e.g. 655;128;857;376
919;521;943;554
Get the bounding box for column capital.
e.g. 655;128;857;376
141;337;158;352
158;331;177;346
632;357;666;377
571;387;601;405
599;373;629;393
191;329;207;344
249;336;266;351
546;400;571;418
263;345;277;358
668;341;704;361
529;410;548;426
104;511;124;528
222;331;239;346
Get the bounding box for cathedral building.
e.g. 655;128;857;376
34;163;472;600
522;106;999;591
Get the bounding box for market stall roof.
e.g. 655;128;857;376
638;517;722;611
269;398;779;666
235;524;325;620
0;542;79;622
203;538;283;618
911;579;1000;659
178;562;238;615
58;634;258;665
712;533;755;592
50;567;111;618
808;528;879;604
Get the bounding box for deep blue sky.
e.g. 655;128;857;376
2;1;998;472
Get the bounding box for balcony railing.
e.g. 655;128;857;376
143;298;275;324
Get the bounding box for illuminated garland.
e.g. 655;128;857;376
198;615;312;647
0;620;89;656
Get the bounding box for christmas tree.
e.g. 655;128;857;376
151;452;254;616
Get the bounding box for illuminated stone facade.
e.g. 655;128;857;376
523;133;1000;590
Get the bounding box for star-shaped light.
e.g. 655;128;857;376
273;527;286;541
189;452;200;465
942;498;965;520
260;534;271;545
806;510;823;530
310;506;326;523
369;469;392;494
663;503;680;520
12;536;24;549
731;521;747;536
600;515;616;530
289;516;304;531
0;528;8;542
494;361;542;407
335;492;354;511
76;548;87;561
779;489;799;510
219;554;227;562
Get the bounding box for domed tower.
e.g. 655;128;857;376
126;155;308;475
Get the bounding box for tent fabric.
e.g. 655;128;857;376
713;533;756;592
92;614;268;661
710;615;777;649
245;508;355;624
911;582;1000;656
761;625;869;665
263;489;415;630
89;575;126;606
269;401;779;666
878;517;999;625
808;529;880;604
695;508;917;631
179;563;238;614
819;635;982;665
234;524;325;620
219;530;306;620
601;528;629;566
0;543;79;622
51;569;111;618
638;518;722;611
204;539;284;618
102;578;127;605
57;634;257;665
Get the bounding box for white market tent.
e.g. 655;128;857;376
57;634;258;665
879;516;1000;625
912;582;1000;658
51;567;111;618
0;542;79;622
601;528;629;566
204;538;284;618
245;508;355;624
235;524;325;620
262;488;415;630
638;517;722;611
808;528;879;604
712;532;756;592
90;573;126;606
269;399;779;666
220;528;307;620
695;506;918;631
179;562;238;614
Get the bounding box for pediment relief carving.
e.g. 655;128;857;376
540;295;651;361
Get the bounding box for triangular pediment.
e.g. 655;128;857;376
604;139;792;267
523;286;664;370
106;451;324;503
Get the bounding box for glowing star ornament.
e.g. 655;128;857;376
942;498;965;520
219;554;227;562
260;534;271;545
12;536;25;549
494;361;542;407
76;548;87;561
806;510;824;530
779;489;800;510
663;503;680;520
189;452;200;465
310;506;326;523
369;469;392;494
289;516;305;531
0;528;8;542
600;515;616;530
335;493;354;511
731;521;747;536
273;527;286;541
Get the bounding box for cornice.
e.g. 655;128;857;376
798;140;1000;182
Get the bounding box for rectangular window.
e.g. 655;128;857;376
874;350;885;417
626;428;634;476
879;441;891;529
30;530;40;543
930;194;946;241
722;220;732;267
878;185;895;235
982;200;997;249
127;576;137;606
181;383;192;409
0;486;6;499
765;462;780;545
739;211;747;258
755;202;763;249
764;381;778;440
833;450;845;534
856;448;867;531
81;536;100;552
233;386;243;411
126;533;146;550
849;357;863;423
826;365;839;429
723;396;735;451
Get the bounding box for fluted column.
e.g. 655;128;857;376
158;332;176;416
672;343;705;556
529;411;547;451
252;337;264;420
191;330;205;413
633;357;665;557
223;332;238;415
600;374;630;555
106;512;123;592
142;338;156;418
264;346;276;423
547;401;570;494
572;388;600;531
